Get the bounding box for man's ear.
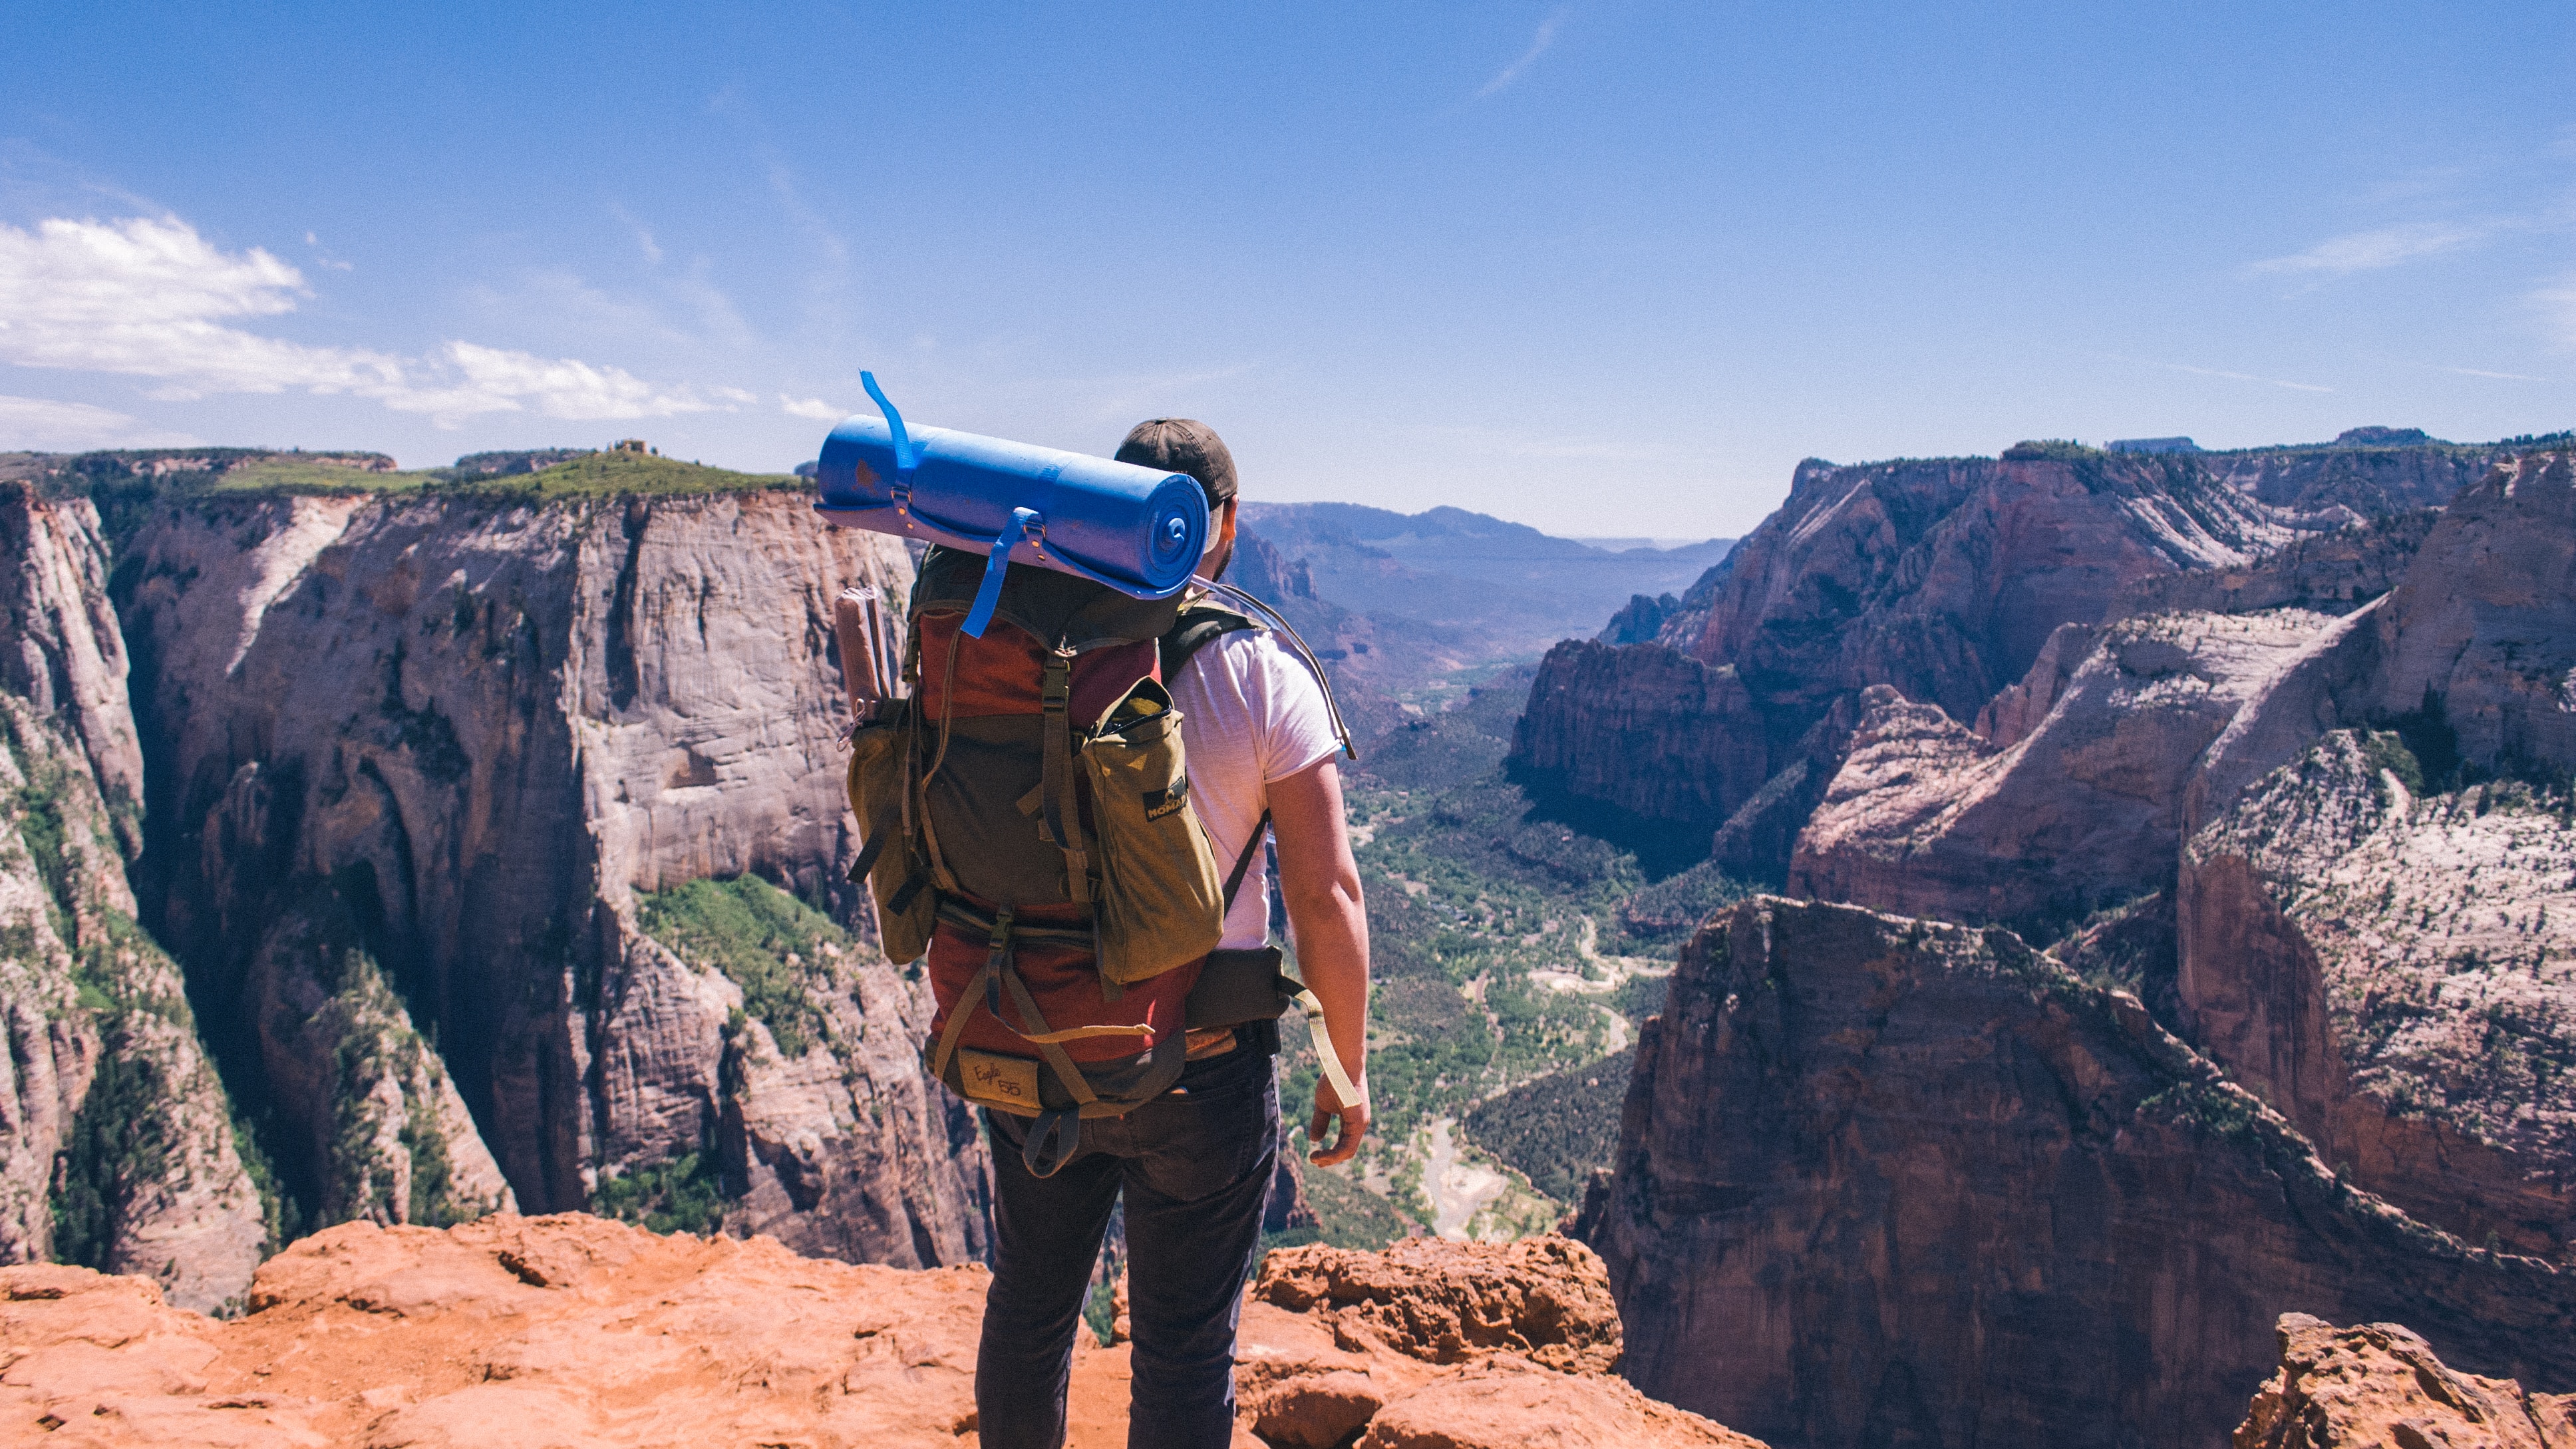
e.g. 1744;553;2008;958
1201;496;1239;582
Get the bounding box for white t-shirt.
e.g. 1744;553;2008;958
1168;627;1342;950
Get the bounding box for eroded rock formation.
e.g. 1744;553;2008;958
1771;455;2576;1265
0;1215;1759;1449
1792;607;2340;931
2235;1313;2576;1449
1515;441;2521;878
1515;450;2338;867
108;486;987;1263
1595;896;2576;1449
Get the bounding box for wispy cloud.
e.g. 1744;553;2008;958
2110;353;2333;393
1476;7;1571;98
381;342;715;426
2248;222;2486;277
0;214;717;427
301;230;353;272
0;393;196;450
2531;275;2576;349
2450;365;2549;382
780;394;842;420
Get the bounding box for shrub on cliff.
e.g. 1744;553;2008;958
637;875;845;1058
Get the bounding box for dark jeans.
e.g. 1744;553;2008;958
977;1043;1279;1449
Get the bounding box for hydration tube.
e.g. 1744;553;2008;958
1198;579;1359;762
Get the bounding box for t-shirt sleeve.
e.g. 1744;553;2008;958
1256;636;1343;785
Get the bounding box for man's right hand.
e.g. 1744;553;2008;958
1306;1080;1369;1167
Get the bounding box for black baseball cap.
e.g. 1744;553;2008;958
1116;418;1236;508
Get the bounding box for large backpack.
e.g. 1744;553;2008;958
845;548;1339;1175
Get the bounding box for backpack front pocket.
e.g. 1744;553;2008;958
1080;681;1223;985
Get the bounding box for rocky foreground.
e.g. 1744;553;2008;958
0;1213;1757;1448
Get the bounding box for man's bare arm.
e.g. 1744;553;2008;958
1269;756;1370;1166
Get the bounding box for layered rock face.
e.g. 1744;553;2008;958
110;487;988;1265
1514;443;2513;878
2181;734;2576;1257
1595;896;2576;1449
0;487;262;1311
2173;455;2576;1258
1514;452;2316;870
1778;458;2576;1259
1792;607;2338;931
0;1215;1760;1449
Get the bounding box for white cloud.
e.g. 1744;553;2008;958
0;215;405;396
0;393;196;450
711;385;757;405
1477;7;1571;98
2249;222;2484;277
0;213;716;427
383;342;713;426
2107;353;2333;393
780;394;843;420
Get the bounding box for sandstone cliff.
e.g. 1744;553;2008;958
1790;607;2340;932
2181;731;2576;1257
1768;457;2576;1264
108;482;989;1265
2171;454;2576;1258
0;1215;1760;1449
1514;441;2516;878
0;486;267;1312
1594;896;2576;1449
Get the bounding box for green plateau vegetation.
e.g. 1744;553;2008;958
1274;673;1752;1247
41;447;802;548
636;874;849;1058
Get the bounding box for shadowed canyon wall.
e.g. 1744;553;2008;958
1593;896;2576;1449
0;458;991;1309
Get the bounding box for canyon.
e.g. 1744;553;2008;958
1589;894;2576;1449
6;426;2576;1448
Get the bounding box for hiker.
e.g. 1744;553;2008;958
841;417;1370;1449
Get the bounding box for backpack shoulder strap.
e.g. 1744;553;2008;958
1159;599;1259;679
1186;583;1359;762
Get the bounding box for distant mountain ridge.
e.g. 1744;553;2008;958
1233;501;1732;717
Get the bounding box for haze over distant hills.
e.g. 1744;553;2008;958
1231;500;1732;717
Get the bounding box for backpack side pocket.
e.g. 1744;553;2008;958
847;712;937;963
1080;680;1223;985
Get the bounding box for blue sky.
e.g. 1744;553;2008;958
1;2;2569;536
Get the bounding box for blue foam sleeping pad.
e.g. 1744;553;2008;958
812;373;1208;637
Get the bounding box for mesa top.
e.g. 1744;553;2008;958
1164;626;1342;950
